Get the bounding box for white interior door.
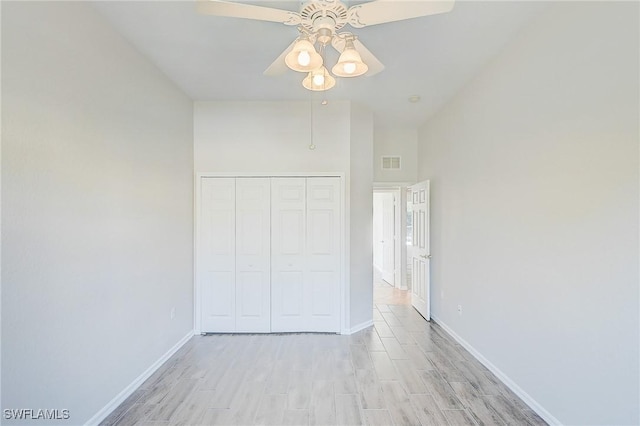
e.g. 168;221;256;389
410;180;430;320
235;178;271;332
306;177;341;332
271;177;341;332
200;178;236;332
271;178;307;331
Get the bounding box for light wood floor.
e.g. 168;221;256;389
373;279;411;306
102;305;546;426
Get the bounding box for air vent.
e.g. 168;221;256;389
381;156;401;170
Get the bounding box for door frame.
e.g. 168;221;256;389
194;172;347;335
372;191;395;285
372;189;400;288
372;183;412;290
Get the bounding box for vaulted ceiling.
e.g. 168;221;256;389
92;1;547;128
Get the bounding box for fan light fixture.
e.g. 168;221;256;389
200;0;456;91
296;34;370;91
285;37;323;72
302;66;336;91
332;38;368;77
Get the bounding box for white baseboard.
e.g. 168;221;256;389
85;330;194;426
349;319;374;335
431;315;561;426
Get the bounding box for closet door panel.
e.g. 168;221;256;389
237;272;262;315
306;177;341;332
310;271;335;315
271;178;306;332
200;178;236;332
235;178;271;332
278;271;304;316
199;175;341;334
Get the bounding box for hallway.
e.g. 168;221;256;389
373;278;410;306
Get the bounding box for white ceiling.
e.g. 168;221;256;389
92;1;547;128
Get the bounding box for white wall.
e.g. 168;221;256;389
194;100;374;330
194;101;350;173
1;2;194;424
418;2;638;425
349;103;374;330
372;124;417;293
373;125;418;183
0;0;4;414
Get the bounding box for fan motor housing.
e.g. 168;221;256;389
300;0;349;33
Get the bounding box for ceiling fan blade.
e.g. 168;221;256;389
347;0;454;28
332;37;385;77
197;0;301;25
264;40;296;76
353;39;385;76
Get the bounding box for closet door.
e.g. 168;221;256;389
235;178;271;332
271;177;341;332
200;178;236;332
271;178;307;331
306;177;341;332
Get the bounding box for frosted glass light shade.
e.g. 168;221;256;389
302;67;336;91
285;39;323;72
332;42;368;77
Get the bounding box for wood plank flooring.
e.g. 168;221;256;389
101;304;546;426
373;279;410;306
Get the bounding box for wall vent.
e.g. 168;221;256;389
381;156;401;170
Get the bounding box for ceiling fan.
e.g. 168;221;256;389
197;0;455;91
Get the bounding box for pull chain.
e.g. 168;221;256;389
309;91;316;150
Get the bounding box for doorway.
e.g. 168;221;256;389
372;187;409;305
373;191;395;285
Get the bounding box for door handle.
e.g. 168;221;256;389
420;254;432;259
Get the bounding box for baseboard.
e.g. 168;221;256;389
431;315;561;426
85;330;194;426
349;319;374;335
